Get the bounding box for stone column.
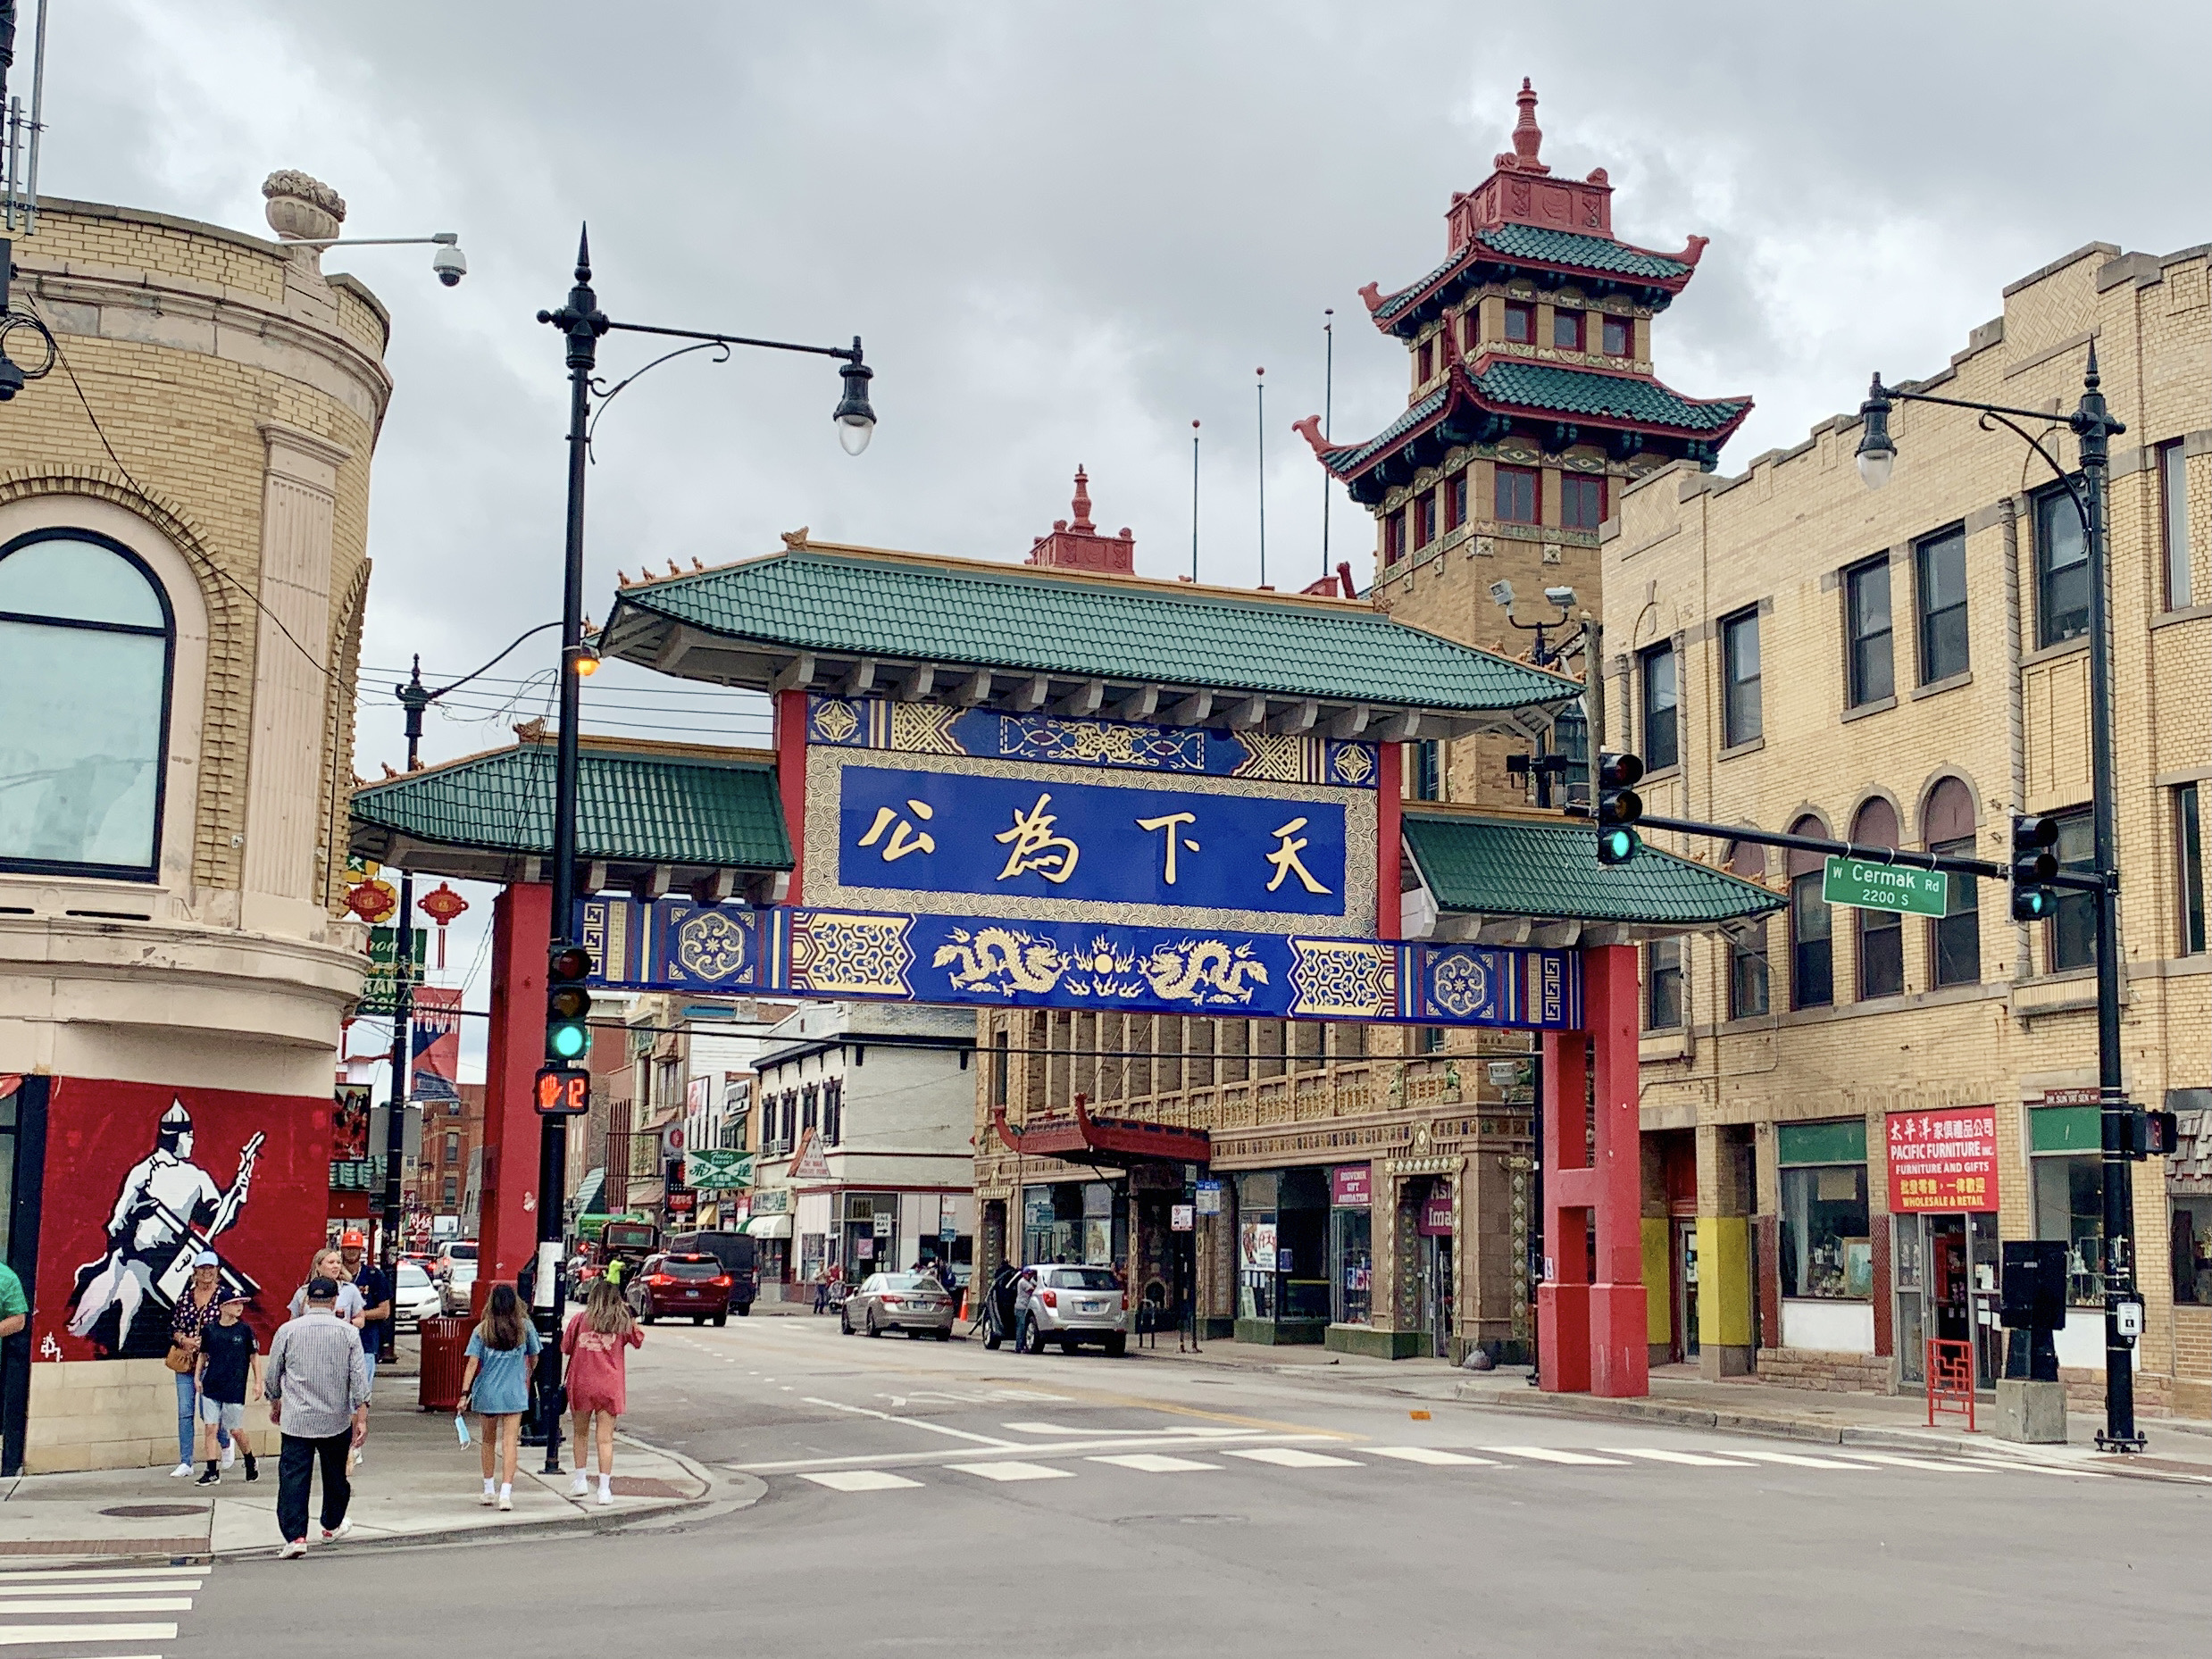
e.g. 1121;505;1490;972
1697;1122;1757;1378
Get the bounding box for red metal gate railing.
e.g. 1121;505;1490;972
1925;1338;1975;1431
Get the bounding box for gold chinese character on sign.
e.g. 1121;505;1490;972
1136;811;1200;885
1264;816;1331;895
858;798;937;862
996;793;1081;884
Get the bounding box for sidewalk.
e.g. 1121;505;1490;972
1126;1338;2212;1480
0;1374;729;1562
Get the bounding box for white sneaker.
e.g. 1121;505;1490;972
169;1461;194;1478
321;1517;353;1542
571;1473;589;1496
479;1484;496;1506
221;1441;236;1470
597;1484;614;1506
497;1487;513;1512
279;1538;307;1560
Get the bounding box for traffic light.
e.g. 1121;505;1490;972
2010;814;2059;921
2133;1106;2181;1159
546;944;594;1063
1595;751;1645;866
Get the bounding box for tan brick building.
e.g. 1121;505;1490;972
0;175;389;1470
1603;237;2212;1415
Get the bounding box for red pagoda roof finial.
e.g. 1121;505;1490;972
1498;77;1549;175
1070;465;1094;531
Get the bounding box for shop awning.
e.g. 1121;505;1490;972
991;1097;1208;1169
744;1214;793;1239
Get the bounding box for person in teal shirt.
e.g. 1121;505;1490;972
459;1285;540;1511
0;1261;27;1341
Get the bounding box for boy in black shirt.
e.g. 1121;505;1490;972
195;1290;262;1484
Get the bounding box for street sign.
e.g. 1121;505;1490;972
1171;1204;1194;1232
1822;855;1949;918
534;1065;590;1117
873;1212;893;1238
1195;1180;1223;1215
939;1221;958;1242
685;1147;754;1191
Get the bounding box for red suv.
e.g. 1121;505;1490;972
626;1253;733;1326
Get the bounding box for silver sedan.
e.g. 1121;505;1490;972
840;1271;956;1339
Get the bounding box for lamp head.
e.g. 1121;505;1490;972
1488;578;1515;610
1856;372;1896;490
833;341;876;456
1542;585;1577;611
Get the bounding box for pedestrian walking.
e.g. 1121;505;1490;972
166;1250;226;1477
459;1283;540;1512
563;1278;642;1507
811;1264;831;1314
193;1289;261;1485
337;1230;391;1389
288;1247;365;1325
264;1275;369;1559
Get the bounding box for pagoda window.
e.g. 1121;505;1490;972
1561;474;1607;531
1602;315;1632;357
1504;302;1534;345
1552;308;1585;352
1416;339;1434;384
1495;465;1539;525
1415;492;1437;547
1383;511;1405;565
1445;471;1466;532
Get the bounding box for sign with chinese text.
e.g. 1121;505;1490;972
1823;855;1949;919
685;1147;754;1191
1886;1106;1998;1213
356;927;428;1016
1331;1164;1371;1208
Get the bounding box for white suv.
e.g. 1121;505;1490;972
1016;1265;1129;1356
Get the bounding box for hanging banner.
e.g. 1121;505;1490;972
410;987;463;1103
1886;1106;1999;1213
357;927;428;1016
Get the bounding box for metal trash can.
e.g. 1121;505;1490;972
417;1316;471;1412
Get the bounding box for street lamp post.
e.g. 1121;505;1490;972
1855;348;2142;1451
532;228;874;1471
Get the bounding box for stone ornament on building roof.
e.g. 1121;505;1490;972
262;170;347;242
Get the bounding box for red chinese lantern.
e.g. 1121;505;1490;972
417;882;471;968
346;877;398;925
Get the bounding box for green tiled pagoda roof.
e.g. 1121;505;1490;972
1472;360;1749;433
605;546;1580;714
350;741;792;868
1319;388;1448;472
1404;811;1782;926
1372;226;1693;324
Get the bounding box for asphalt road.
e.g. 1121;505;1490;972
162;1314;2204;1658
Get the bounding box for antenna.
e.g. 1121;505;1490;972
1190;419;1201;583
3;0;48;235
1322;309;1333;580
1255;367;1266;588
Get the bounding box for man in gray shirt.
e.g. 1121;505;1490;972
265;1275;370;1558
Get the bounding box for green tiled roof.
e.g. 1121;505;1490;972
1475;224;1691;281
350;742;792;868
1319;388;1448;472
1404;811;1782;926
1473;360;1749;434
605;547;1579;714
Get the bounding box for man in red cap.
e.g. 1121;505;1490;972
337;1230;392;1401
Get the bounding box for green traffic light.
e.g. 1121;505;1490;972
1598;825;1640;866
2012;888;2054;922
548;1021;589;1060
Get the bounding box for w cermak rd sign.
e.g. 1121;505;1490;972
1822;855;1949;918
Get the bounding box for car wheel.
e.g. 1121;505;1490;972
935;1328;952;1342
839;1308;852;1336
737;1304;751;1318
692;1315;705;1326
641;1307;655;1324
866;1310;881;1338
1104;1333;1127;1357
712;1314;727;1327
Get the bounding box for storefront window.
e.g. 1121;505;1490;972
1777;1119;1870;1300
1239;1210;1278;1321
1330;1165;1373;1326
2028;1105;2104;1305
1023;1180;1122;1268
2172;1192;2212;1305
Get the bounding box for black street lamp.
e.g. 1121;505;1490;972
531;228;873;1470
1855;350;2142;1451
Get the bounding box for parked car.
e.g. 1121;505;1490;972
625;1253;733;1325
841;1271;955;1340
1017;1265;1129;1355
394;1262;444;1330
438;1256;480;1317
666;1230;756;1315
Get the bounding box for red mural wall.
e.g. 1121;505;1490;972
37;1077;330;1363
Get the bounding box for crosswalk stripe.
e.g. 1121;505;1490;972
1731;1450;1876;1469
1365;1446;1502;1467
0;1569;203;1584
0;1625;179;1646
1088;1454;1220;1473
1481;1446;1632;1465
1960;1459;2112;1480
0;1599;193;1614
800;1470;923;1491
1846;1453;1994;1473
0;1582;202;1596
947;1462;1077;1483
1222;1447;1364;1469
1611;1447;1757;1467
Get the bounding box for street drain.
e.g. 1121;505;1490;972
1112;1513;1247;1528
99;1504;208;1519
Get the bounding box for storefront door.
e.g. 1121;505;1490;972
1423;1233;1454;1358
1674;1220;1700;1362
1894;1213;2000;1389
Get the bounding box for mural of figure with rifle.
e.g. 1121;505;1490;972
64;1098;264;1356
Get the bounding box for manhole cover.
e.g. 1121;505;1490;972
98;1504;207;1520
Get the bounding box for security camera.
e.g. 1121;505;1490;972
1543;585;1577;610
1488;579;1515;609
430;237;467;287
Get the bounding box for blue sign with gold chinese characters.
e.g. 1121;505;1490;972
839;765;1346;918
575;896;1582;1031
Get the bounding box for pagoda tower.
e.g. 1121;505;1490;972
1299;80;1749;802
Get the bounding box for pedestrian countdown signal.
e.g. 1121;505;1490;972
536;1066;589;1117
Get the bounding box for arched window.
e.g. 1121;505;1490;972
1924;778;1980;988
1726;841;1770;1019
0;530;173;879
1851;798;1904;999
1788;816;1832;1009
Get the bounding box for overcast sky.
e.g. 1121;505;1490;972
41;0;2211;1077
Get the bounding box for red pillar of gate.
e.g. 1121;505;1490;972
1537;1025;1591;1392
774;688;807;905
1375;741;1401;940
476;881;551;1300
1584;943;1649;1397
